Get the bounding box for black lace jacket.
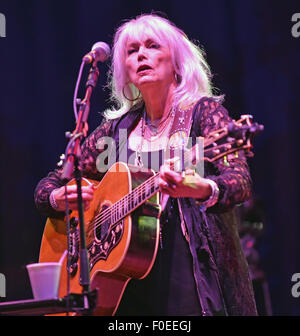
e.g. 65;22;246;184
34;97;257;315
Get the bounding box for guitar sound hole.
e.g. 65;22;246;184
95;204;110;242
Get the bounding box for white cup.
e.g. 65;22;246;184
26;262;62;300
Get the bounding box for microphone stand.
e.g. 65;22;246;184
0;58;103;317
61;60;100;315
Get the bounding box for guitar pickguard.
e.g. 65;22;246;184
88;219;125;271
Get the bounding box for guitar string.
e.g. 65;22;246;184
92;117;250;231
71;139;238;243
71;120;252;245
84;128;238;236
89;138;231;225
85;173;159;236
83;171;158;242
85;139;235;236
90;127;230;223
85;142;228;236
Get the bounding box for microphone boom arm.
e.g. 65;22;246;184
60;56;102;315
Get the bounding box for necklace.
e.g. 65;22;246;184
134;106;176;167
144;107;174;135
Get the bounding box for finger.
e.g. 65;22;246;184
63;185;94;195
84;185;95;192
64;194;79;201
164;156;180;165
158;177;168;189
62;192;94;202
160;185;175;195
74;186;95;195
160;165;176;179
162;170;183;185
54;189;90;205
81;192;94;200
184;169;196;176
158;178;177;194
165;156;181;171
62;185;79;193
161;186;178;198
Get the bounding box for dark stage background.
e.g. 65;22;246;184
0;0;299;315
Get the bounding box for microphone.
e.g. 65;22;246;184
82;41;110;64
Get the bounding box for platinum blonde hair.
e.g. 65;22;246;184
104;14;221;119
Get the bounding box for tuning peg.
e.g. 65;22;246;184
57;160;64;167
250;123;264;134
212;149;220;155
57;154;66;167
241;114;253;119
223;156;230;166
226;136;235;143
65;131;73;139
245;149;254;157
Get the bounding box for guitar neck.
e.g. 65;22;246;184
109;141;203;224
107;138;222;225
109;173;160;225
103;115;262;226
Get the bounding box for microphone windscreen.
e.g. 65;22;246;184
92;42;111;62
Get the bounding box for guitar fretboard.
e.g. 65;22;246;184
99;142;202;227
109;173;160;225
95;115;258;228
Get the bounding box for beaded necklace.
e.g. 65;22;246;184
134;106;176;167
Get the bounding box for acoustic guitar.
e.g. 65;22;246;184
39;115;263;315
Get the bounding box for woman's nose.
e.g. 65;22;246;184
137;47;147;61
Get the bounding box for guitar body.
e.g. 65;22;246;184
38;115;263;316
39;162;161;315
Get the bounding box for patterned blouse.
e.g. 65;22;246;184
34;97;257;316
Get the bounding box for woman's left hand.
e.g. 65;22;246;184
158;161;212;199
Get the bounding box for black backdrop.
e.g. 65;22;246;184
0;0;299;316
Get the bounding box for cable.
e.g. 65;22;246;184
73;60;86;121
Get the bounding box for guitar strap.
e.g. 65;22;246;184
161;102;197;242
167;103;196;162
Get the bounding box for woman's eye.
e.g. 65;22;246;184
127;49;136;55
149;43;160;49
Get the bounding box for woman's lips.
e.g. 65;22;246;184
137;64;152;73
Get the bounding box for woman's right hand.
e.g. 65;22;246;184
50;184;95;212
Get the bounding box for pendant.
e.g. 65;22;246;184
135;151;143;167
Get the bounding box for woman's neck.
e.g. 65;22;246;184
141;82;177;122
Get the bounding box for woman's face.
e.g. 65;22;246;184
125;35;175;91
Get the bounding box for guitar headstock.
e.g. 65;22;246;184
204;115;264;163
